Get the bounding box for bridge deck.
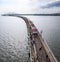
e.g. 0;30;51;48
22;17;57;62
28;21;50;62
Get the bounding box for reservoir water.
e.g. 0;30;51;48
0;16;60;62
0;16;29;62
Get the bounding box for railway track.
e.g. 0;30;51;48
20;16;57;62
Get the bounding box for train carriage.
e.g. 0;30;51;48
31;26;38;35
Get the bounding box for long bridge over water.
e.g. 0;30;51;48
2;15;58;62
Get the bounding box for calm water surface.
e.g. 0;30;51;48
0;16;29;62
0;16;60;62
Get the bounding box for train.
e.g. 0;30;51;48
29;21;38;35
31;26;38;35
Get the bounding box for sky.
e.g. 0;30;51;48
0;0;60;14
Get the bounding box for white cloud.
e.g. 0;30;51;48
0;0;60;14
34;7;60;14
28;0;60;13
0;0;32;14
41;0;60;6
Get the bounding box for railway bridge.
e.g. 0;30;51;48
19;16;57;62
2;15;58;62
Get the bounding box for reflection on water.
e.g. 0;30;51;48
27;16;60;62
0;16;29;62
0;16;60;62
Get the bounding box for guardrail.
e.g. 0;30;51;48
38;32;58;62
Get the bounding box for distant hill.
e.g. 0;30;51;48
2;13;60;16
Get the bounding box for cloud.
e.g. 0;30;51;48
0;0;32;14
41;1;60;8
0;0;60;14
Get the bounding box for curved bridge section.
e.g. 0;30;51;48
2;15;58;62
18;16;57;62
